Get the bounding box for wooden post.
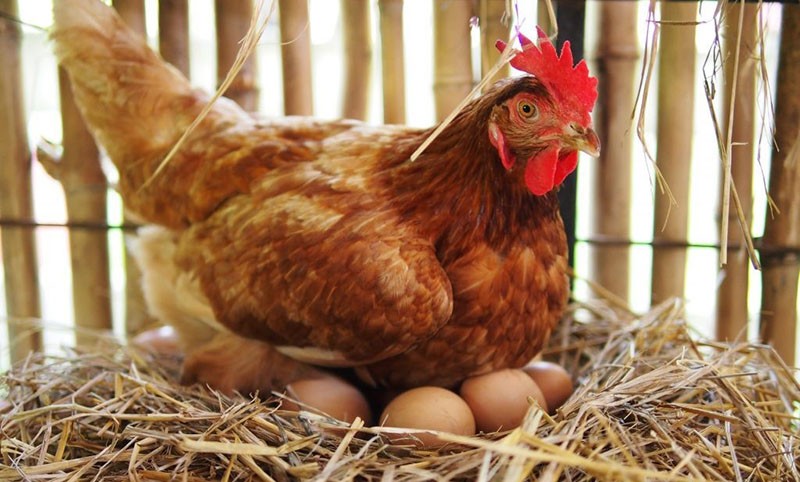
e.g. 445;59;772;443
479;0;509;91
159;0;190;77
717;3;758;341
433;0;473;122
278;0;313;115
113;0;150;337
591;1;638;302
651;1;697;304
760;4;800;367
378;0;405;124
0;0;42;361
216;0;259;111
341;0;372;120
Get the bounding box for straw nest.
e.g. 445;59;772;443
1;299;798;481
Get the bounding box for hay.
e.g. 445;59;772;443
1;299;798;481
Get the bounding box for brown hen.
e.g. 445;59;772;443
51;0;599;390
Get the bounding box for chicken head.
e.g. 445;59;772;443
491;29;600;196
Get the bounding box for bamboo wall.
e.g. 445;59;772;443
0;0;798;369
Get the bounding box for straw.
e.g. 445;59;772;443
2;298;797;481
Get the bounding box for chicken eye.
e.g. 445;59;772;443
517;100;538;120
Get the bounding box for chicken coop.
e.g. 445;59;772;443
1;0;799;480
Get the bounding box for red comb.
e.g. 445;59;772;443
496;27;598;125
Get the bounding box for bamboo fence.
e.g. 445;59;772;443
433;0;473;121
159;0;189;78
591;1;638;303
378;0;405;124
651;0;696;304
341;0;372;121
0;0;798;392
39;69;112;348
761;2;800;367
216;0;259;111
0;0;41;361
113;0;151;338
112;0;145;37
536;0;553;36
278;0;313;115
480;0;509;90
717;3;759;342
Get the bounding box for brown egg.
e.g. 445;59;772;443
284;376;372;424
523;361;574;414
380;386;476;448
459;368;547;433
130;325;181;356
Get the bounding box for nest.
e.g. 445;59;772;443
1;299;798;481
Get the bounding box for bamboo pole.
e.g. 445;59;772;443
278;0;313;115
717;3;758;342
433;0;474;122
39;71;113;347
113;0;150;337
651;1;697;304
537;0;553;35
378;0;405;124
112;0;146;37
216;0;259;111
341;0;372;120
591;1;638;302
760;4;800;367
159;0;190;77
0;0;42;361
479;0;509;91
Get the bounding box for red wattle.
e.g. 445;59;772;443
524;147;559;196
525;148;580;195
554;151;579;186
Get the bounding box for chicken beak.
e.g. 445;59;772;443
579;127;600;157
565;125;600;157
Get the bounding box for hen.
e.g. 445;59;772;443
51;0;599;391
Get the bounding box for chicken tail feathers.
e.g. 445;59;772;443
53;0;190;164
51;0;250;225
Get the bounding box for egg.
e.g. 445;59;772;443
459;368;547;433
523;361;574;414
380;386;476;448
284;376;373;424
130;325;181;356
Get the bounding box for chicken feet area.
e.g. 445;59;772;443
132;328;573;447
